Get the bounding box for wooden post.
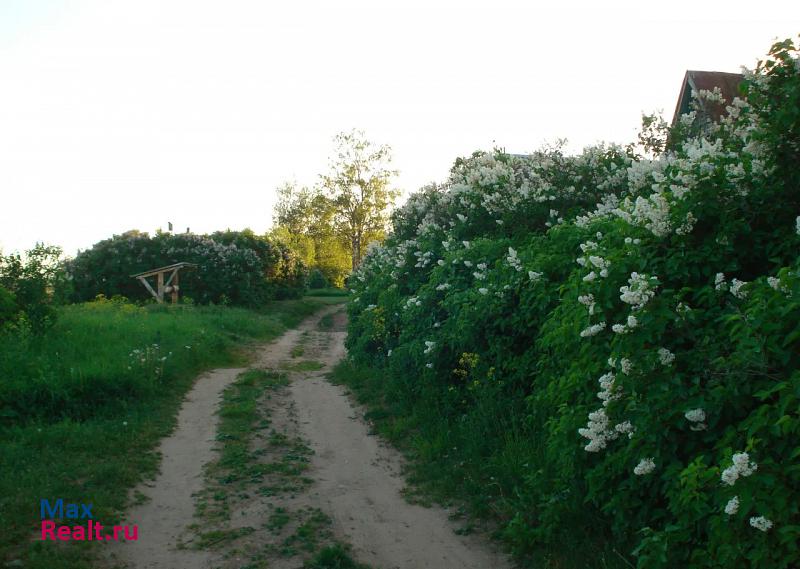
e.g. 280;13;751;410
157;272;165;303
171;270;179;304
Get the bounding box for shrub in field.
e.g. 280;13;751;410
66;229;306;306
0;244;66;331
344;40;800;567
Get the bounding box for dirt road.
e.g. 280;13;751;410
109;305;511;569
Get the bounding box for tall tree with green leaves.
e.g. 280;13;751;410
321;130;399;269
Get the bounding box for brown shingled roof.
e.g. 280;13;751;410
671;70;744;125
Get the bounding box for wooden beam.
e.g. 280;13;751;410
137;276;159;302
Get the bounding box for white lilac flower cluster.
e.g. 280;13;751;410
615;193;672;237
724;496;740;515
576;240;611;281
528;271;543;282
684;408;707;431
750;516;774;532
580;321;606;338
612;314;638;334
721;452;758;486
578;369;635;452
578;293;596;316
413;249;435;268
619;272;658;310
423;341;436;354
545;209;564;228
657;347;675;366
767;276;791;295
578;408;613;452
506;247;523;272
729;278;748;299
634;457;656;475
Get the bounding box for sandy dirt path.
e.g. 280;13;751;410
108;367;245;569
109;305;511;569
292;310;511;569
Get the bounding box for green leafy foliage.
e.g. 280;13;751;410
0;244;67;332
343;39;800;568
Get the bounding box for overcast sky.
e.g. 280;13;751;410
1;1;798;256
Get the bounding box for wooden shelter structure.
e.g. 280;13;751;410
132;262;195;304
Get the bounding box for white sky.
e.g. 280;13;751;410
1;1;798;256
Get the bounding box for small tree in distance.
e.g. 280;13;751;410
321;130;399;269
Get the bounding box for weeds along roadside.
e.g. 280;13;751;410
0;295;341;569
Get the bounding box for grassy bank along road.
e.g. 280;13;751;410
0;294;344;569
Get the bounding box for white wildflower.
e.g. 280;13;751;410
715;272;727;291
478;288;488;295
528;271;543;282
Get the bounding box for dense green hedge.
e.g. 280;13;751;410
66;229;306;306
345;40;800;567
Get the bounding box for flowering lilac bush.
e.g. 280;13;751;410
344;40;800;567
67;229;306;306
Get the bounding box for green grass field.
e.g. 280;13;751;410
0;295;342;568
305;287;349;298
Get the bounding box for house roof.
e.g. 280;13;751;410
671;70;744;125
